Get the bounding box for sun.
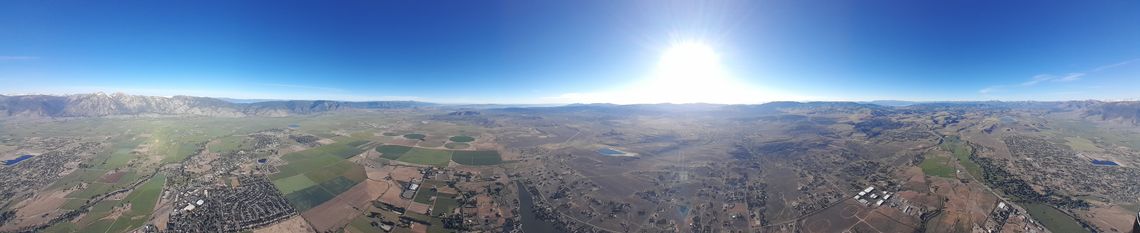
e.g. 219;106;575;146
629;41;755;104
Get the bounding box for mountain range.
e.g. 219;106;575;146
0;93;1137;125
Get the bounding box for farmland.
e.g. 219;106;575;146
397;148;453;168
451;150;502;165
448;135;475;143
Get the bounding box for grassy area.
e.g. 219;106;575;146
67;182;114;199
305;160;357;183
1064;136;1104;152
271;140;367;180
284;185;336;212
451;151;502;165
318;176;358;195
125;174;165;213
273;174;318;195
398;148;452;167
209;135;247;153
448;136;475;143
403;133;426;140
60;198;88;210
432;197;459;215
943;136;983;180
443;143;469;150
1021;202;1087;233
920;155;955;178
377;145;414;160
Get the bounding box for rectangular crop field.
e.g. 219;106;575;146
304;160;357;183
284;185;336;212
432;197;459;214
451;150;502;165
274;174;318;195
318;176;358;196
398;148;452;167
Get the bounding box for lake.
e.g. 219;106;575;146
515;181;559;233
3;155;33;165
1091;159;1119;166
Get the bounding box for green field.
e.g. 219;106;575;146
1064;136;1103;152
273;174;318;195
272;140;369;180
61;198;88;210
209;135;247;153
123;174;165;214
444;142;470;149
432;197;459;215
318;176;357;195
376;145;414;160
67;182;114;199
943;136;983;180
920;155;955;178
451;151;502;165
284;185;336;212
448;135;475;143
398;148;453;167
305;160;357;183
403;133;426;140
1021;203;1087;233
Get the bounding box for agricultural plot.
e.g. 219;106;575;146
451;151;502;165
448;135;475;142
943;136;982;179
284;186;336;212
273;174;318;195
398;148;452;167
272;140;369;180
209;135;248;153
403;133;427;140
432;197;459;215
376;145;414;160
318;176;358;195
443;142;469;149
306;161;358;183
920;155;955;178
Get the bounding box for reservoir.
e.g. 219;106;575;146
515;181;559;233
1091;159;1119;166
3;155;33;165
597;148;626;156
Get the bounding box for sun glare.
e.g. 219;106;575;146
628;41;757;104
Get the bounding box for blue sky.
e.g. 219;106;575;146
1;0;1138;103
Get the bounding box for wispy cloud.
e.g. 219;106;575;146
1092;58;1139;72
980;59;1134;94
0;56;39;61
1019;73;1085;86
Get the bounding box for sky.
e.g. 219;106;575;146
1;0;1138;104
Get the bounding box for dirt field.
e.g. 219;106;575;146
406;202;430;214
254;215;316;233
378;184;410;208
100;171;127;183
1079;204;1136;232
339;179;389;209
0;189;72;231
925;178;997;233
300;196;357;232
389;166;422;182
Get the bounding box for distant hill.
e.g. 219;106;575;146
2;93;1138;123
0;93;433;118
